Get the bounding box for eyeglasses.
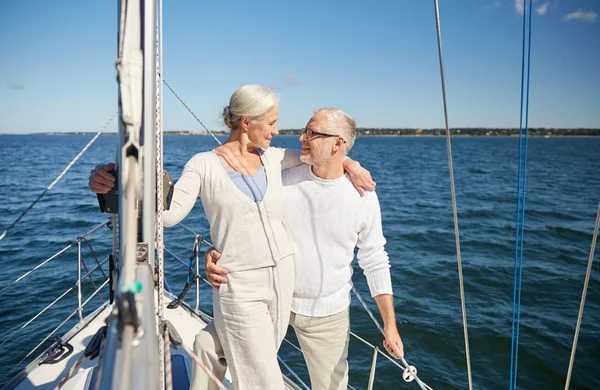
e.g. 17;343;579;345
302;128;346;143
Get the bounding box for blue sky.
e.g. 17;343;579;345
0;0;598;133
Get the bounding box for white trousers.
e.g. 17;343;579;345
291;308;351;390
191;257;294;390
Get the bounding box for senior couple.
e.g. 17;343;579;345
89;85;403;390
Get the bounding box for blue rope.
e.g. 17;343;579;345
509;1;533;389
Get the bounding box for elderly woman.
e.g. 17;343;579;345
89;85;373;389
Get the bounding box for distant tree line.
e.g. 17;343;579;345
37;127;600;137
279;128;600;136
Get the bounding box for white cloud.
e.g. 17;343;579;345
281;74;299;86
563;9;598;23
536;2;549;15
267;74;300;90
516;0;551;16
483;1;502;9
515;0;524;14
7;83;25;90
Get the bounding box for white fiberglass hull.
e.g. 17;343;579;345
6;293;302;390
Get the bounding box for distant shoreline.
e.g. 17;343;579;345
2;128;600;137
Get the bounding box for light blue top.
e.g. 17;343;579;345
224;164;267;204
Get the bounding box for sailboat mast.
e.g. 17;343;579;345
143;0;157;272
95;0;160;388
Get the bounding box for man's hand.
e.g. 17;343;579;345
204;247;228;289
89;163;116;194
383;325;404;359
344;160;376;197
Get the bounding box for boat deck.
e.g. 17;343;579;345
9;295;301;390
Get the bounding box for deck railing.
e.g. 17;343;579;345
0;220;432;389
0;219;113;385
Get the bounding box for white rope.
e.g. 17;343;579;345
156;3;166;389
0;112;117;242
432;1;473;389
155;0;165;324
164;327;173;390
180;343;228;390
118;0;126;59
564;201;600;389
158;333;166;390
55;354;86;389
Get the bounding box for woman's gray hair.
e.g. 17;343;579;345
315;107;356;154
222;85;280;130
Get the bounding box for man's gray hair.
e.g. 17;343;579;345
222;85;280;130
315;107;356;154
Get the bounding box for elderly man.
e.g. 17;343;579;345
203;108;403;390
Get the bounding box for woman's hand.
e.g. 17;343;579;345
344;160;376;196
204;248;229;289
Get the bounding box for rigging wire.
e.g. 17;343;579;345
510;0;533;388
0;112;117;242
432;1;473;388
350;286;432;390
564;202;600;389
161;77;222;145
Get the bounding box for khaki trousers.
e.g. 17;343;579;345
191;257;294;390
290;308;351;390
191;320;227;390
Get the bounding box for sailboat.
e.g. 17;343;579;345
0;0;427;389
3;0;596;388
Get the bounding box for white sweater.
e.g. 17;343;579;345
283;164;393;317
163;147;300;272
